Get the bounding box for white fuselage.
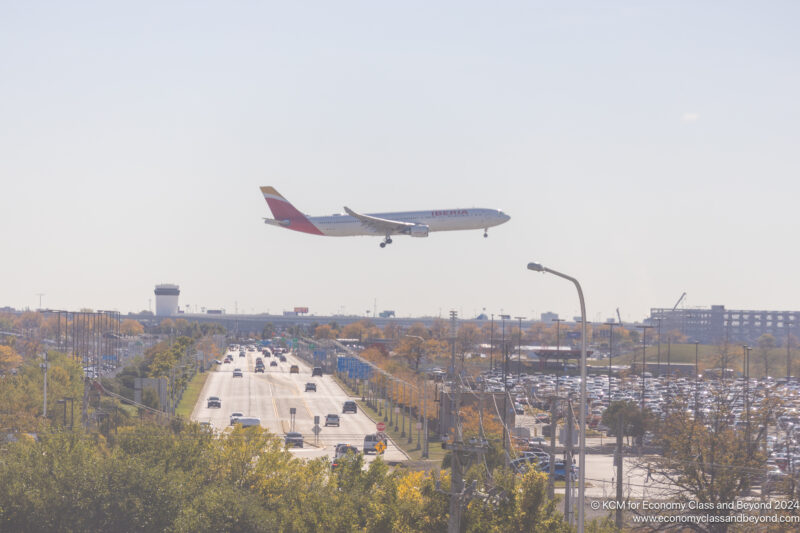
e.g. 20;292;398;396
310;208;509;236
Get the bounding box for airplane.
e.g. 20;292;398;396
260;186;510;248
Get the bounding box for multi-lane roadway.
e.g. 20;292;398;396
191;346;405;463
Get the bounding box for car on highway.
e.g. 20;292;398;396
279;355;287;362
363;434;386;454
343;401;357;414
284;432;304;448
324;414;340;427
233;368;243;377
312;367;323;377
331;444;359;469
270;360;278;367
305;382;317;392
207;396;221;408
239;351;245;358
334;443;358;458
255;365;264;373
229;412;244;425
290;365;299;374
233;417;261;428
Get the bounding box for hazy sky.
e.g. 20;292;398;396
1;2;798;323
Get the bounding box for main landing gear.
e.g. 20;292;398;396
484;228;488;238
380;236;393;248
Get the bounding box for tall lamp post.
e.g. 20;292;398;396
405;335;429;457
528;261;587;533
694;341;701;419
637;325;653;413
514;316;525;381
607;323;617;401
553;318;564;397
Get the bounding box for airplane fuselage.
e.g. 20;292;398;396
309;208;508;236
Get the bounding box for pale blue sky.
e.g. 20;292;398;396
1;2;798;322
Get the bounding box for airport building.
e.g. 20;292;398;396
650;305;799;345
154;284;180;316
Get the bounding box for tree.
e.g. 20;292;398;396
0;345;21;374
314;324;337;340
121;319;144;336
639;395;772;532
601;400;652;444
757;333;776;377
341;321;365;340
395;336;426;370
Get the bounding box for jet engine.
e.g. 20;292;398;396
409;224;430;237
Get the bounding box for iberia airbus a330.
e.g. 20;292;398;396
260;186;510;248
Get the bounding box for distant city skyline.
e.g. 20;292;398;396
2;3;798;323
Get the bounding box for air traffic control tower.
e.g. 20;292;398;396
154;284;180;316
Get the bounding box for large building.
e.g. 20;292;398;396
154;284;180;316
650;305;799;345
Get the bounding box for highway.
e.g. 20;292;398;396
191;346;406;463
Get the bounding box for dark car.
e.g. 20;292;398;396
311;367;323;377
343;401;357;414
305;382;317;392
255;366;265;373
325;414;340;427
284;432;303;448
207;396;221;408
331;444;358;469
270;360;278;367
279;355;287;363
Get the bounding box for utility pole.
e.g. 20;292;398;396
490;314;494;373
655;317;662;377
515;316;525;381
548;395;558;499
40;352;48;417
615;411;624;529
607;323;616;401
500;314;511;452
787;321;793;381
564;400;574;525
447;310;463;533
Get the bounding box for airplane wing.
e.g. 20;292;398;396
344;206;414;234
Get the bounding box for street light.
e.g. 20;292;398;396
527;261;587;533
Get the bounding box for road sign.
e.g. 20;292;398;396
312;425;321;435
376;422;386;432
314;415;320;425
290;407;296;415
374;440;386;454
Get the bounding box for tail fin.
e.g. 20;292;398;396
259;186;323;235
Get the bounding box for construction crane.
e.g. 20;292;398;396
616;308;623;325
672;292;687;311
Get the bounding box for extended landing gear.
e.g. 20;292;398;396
380;236;393;248
483;229;488;238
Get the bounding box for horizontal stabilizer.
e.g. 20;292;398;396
263;218;290;227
